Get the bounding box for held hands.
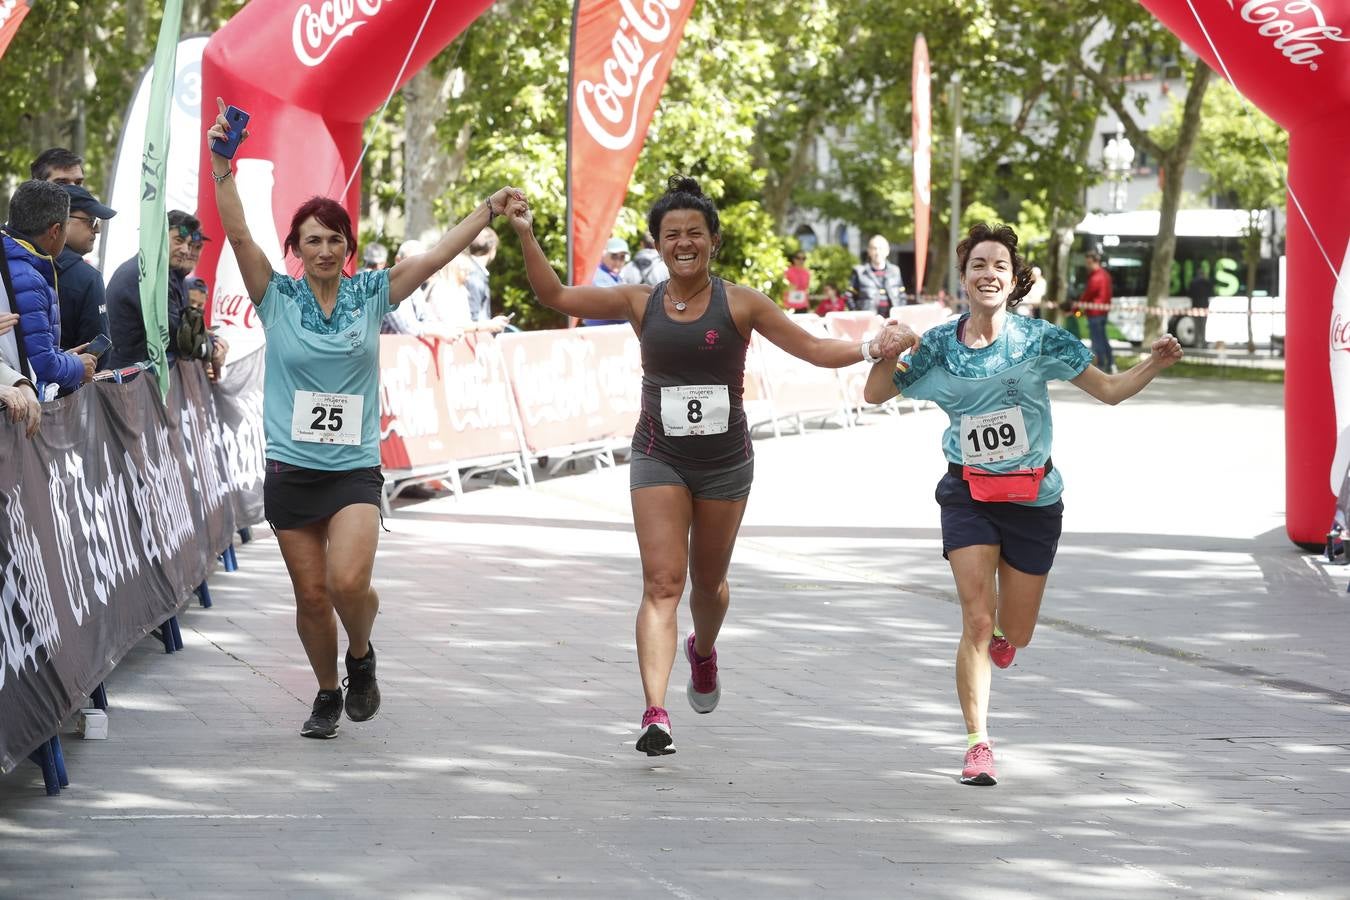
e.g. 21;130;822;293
503;196;533;233
488;186;526;219
207;97;249;162
1149;334;1183;369
0;383;41;438
874;321;920;360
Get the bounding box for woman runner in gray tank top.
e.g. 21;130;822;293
505;176;920;756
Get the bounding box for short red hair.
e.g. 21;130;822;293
284;196;357;262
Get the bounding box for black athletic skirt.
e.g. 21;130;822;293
263;459;384;531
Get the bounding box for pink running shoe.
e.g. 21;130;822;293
684;632;721;714
960;742;998;786
636;706;676;756
989;634;1016;669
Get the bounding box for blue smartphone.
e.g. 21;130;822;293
210;105;250;159
85;333;113;359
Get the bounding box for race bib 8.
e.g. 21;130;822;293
660;384;730;437
959;407;1029;466
291;390;363;446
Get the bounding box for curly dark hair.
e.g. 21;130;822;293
646;175;721;251
955;222;1033;308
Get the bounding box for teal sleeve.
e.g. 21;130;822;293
892;338;938;400
1041;323;1093;380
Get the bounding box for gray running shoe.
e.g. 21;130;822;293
301;688;343;739
343;643;381;721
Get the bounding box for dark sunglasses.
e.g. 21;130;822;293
174;224;207;243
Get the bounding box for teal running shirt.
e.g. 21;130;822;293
258;269;393;470
894;314;1092;506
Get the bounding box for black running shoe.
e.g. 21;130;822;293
301;688;343;739
343;643;381;721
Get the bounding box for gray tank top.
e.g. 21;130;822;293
632;277;751;469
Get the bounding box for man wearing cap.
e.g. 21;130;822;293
1;180;97;398
106;209;226;373
584;236;630;326
55;184;116;356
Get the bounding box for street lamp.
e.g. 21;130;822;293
1102;126;1135;212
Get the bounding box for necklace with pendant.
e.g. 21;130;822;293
668;278;710;312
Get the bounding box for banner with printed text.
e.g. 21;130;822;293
567;0;697;283
0;364;234;774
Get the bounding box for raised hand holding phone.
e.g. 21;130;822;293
208;97;250;160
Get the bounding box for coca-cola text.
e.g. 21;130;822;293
575;0;686;151
1227;0;1350;69
292;0;391;68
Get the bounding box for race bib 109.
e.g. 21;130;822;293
959;406;1029;466
291;390;363;446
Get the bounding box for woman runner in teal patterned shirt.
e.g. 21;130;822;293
209;98;522;740
865;223;1182;786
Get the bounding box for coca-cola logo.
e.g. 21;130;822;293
292;0;391;68
576;0;686;151
1227;0;1350;70
1332;313;1350;352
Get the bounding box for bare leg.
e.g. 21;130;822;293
948;544;1001;736
631;485;693;708
687;496;749;656
324;503;382;658
276;521;339;690
994;558;1050;649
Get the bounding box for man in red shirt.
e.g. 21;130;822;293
1075;250;1114;372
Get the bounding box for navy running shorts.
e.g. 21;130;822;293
935;473;1063;576
629;448;753;501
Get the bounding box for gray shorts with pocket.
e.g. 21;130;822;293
629;448;753;501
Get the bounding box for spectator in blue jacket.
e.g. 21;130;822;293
1;180;95;398
55;184;116;356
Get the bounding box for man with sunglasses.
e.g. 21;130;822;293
55;184;116;359
107;210;225;373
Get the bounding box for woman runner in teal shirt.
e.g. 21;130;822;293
209;99;521;740
865;223;1182;786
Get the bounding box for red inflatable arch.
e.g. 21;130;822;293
196;0;494;358
1141;0;1350;547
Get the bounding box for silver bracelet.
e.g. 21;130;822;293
861;339;880;364
212;169;232;184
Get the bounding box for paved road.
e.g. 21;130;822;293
2;378;1347;899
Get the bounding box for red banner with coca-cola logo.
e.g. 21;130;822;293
196;0;495;361
567;0;697;284
0;0;30;62
1141;0;1350;546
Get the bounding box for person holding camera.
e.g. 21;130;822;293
207;98;521;740
864;223;1181;787
504;175;919;756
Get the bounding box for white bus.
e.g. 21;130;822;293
1072;210;1284;348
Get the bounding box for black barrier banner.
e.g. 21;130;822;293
0;363;234;773
210;347;265;528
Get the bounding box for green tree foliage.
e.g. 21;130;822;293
0;0;1238;338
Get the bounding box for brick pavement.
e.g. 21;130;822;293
2;378;1347;899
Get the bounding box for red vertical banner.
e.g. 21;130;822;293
567;0;697;285
912;33;932;300
0;0;31;61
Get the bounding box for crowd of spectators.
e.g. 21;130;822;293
0;148;522;443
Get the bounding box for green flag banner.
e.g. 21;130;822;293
137;0;184;401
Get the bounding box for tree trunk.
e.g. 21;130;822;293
403;66;467;243
762;111;822;230
1245;225;1261;354
1145;63;1212;341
